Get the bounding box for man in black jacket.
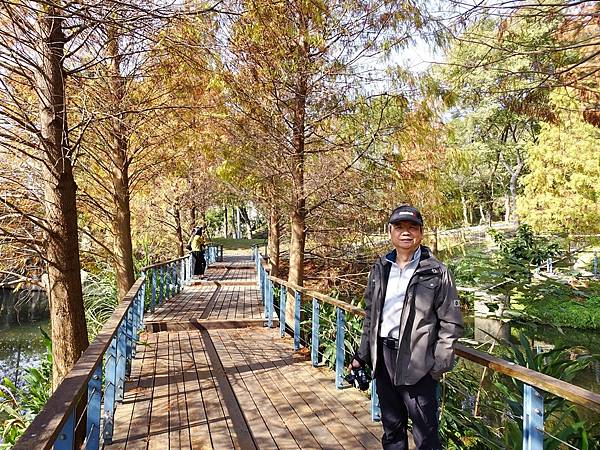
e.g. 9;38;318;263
350;205;464;450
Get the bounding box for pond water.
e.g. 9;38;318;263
464;314;600;393
0;320;49;387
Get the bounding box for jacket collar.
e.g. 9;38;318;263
380;245;440;270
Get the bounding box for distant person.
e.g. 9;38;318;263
349;205;464;450
188;226;208;278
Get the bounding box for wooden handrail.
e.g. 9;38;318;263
13;278;145;450
455;344;600;413
142;255;188;271
258;254;600;413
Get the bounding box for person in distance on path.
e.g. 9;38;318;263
350;205;464;450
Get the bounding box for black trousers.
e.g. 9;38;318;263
192;251;206;275
376;341;442;450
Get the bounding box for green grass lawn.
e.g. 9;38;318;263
210;237;266;250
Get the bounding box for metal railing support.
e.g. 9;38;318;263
371;379;381;421
86;362;102;449
523;384;544;450
267;278;274;328
311;298;320;367
116;323;126;403
280;285;287;338
294;291;301;351
103;337;117;444
151;268;157;312
53;409;74;450
335;307;345;389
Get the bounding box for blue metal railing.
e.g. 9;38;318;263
13;246;222;449
252;247;600;450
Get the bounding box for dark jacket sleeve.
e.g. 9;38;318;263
356;266;376;366
430;267;464;378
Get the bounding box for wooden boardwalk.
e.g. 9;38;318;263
106;255;383;450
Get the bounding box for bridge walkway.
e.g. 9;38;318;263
105;254;382;449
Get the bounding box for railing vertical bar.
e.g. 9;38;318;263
116;322;126;403
280;285;287;338
86;361;102;450
294;291;301;351
267;278;274;328
523;383;544;450
103;336;117;444
158;265;164;305
151;267;156;312
335;307;345;389
311;298;319;367
53;408;74;450
371;379;381;422
125;305;133;377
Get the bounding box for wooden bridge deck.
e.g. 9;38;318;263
106;255;382;449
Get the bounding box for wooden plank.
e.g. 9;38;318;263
180;331;212;450
107;332;158;448
168;332;191;448
192;327;257;450
213;329;299;449
147;331;170;450
188;331;235;449
226;328;343;449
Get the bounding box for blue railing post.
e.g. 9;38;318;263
267;278;274;328
151;267;156;312
53;408;74;450
294;291;301;351
371;379;381;421
311;298;320;367
116;322;126;403
523;384;544;450
125;306;133;377
280;285;287;338
335;307;345;389
103;336;117;444
158;265;164;305
86;361;102;449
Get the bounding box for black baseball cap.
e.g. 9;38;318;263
388;205;423;226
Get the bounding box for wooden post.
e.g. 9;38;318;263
311;298;319;367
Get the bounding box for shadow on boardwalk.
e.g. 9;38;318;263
106;254;386;450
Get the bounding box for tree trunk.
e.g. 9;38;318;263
174;204;184;256
461;195;469;226
432;227;438;254
36;7;89;389
191;206;197;228
235;206;241;239
268;207;280;277
287;40;308;326
223;205;228;238
107;26;135;300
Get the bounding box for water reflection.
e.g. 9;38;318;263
464;312;600;392
0;321;49;388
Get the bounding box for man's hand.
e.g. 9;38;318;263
347;358;362;372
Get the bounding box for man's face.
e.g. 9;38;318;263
389;221;423;254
